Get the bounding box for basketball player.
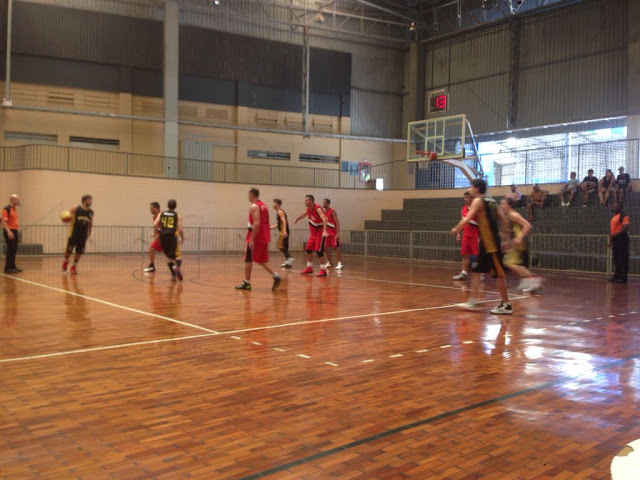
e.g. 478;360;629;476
293;194;329;277
321;198;343;270
271;198;294;268
143;201;162;273
453;190;478;281
500;198;541;293
62;195;94;275
236;188;281;291
451;179;512;314
153;199;184;281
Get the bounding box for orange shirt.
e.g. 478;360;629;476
1;206;19;230
610;214;629;236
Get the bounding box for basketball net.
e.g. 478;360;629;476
415;150;437;169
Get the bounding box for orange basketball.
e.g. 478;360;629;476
61;211;73;223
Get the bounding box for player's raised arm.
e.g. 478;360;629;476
293;210;307;224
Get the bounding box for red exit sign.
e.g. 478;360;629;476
429;90;448;113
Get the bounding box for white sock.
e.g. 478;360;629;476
461;270;467;275
273;273;280;279
307;262;313;267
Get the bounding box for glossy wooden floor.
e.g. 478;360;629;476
1;254;639;480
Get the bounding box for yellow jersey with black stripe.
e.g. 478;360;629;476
475;197;501;253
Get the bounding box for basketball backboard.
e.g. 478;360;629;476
406;114;483;182
407;114;467;162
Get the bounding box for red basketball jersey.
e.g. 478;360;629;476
306;204;323;232
462;205;479;238
324;207;337;237
246;200;271;243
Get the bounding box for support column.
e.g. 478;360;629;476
402;42;425;138
626;0;640;179
302;27;310;135
3;0;13;107
164;0;179;178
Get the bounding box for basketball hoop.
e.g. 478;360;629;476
415;150;438;161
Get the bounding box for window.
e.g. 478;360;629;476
69;136;120;150
4;131;58;145
299;153;339;164
247;150;291;161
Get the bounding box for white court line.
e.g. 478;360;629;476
345;275;501;295
0;333;215;364
2;274;218;334
0;274;529;364
217;296;528;337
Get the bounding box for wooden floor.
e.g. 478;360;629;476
1;254;639;480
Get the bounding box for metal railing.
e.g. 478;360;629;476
0;144;415;190
1;139;638;190
12;225;639;276
341;230;640;276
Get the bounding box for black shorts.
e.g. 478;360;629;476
159;234;177;260
471;245;506;278
67;235;88;255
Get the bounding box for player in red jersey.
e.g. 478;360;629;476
293;194;329;277
321;198;343;270
236;188;281;291
143;201;162;273
453;190;479;281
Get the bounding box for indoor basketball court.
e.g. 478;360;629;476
2;253;639;479
2;0;640;478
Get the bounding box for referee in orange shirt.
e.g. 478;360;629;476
2;194;22;274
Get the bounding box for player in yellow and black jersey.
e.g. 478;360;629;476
62;194;94;275
452;179;512;315
153;199;184;281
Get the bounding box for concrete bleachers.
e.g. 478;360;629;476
353;189;639;274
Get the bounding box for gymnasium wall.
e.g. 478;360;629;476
0;95;404;170
0;170;576;232
424;0;628;134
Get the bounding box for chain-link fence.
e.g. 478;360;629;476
489;138;639;187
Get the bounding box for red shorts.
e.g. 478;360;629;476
324;236;342;249
306;233;326;253
245;242;269;264
150;238;163;253
461;235;479;256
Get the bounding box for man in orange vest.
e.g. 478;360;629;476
2;194;22;274
608;203;630;284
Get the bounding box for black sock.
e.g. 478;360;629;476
283;250;290;258
168;262;175;274
176;259;182;268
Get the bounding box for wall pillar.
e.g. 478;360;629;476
402;42;425;139
164;0;179;178
627;0;640;179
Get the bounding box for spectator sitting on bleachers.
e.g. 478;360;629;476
559;172;579;207
615;166;632;205
505;184;522;207
527;184;548;221
580;169;599;207
599;168;615;206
